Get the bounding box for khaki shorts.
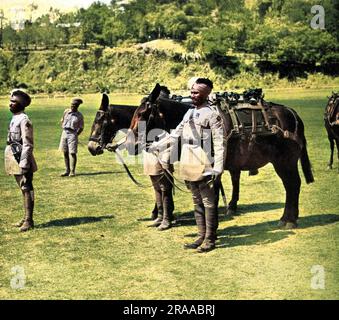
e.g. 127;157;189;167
59;130;78;154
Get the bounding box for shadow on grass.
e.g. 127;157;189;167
235;202;284;214
137;202;284;224
217;213;339;249
36;215;114;229
176;202;285;228
73;171;125;177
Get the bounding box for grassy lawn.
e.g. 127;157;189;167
0;88;338;300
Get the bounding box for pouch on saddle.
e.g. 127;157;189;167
215;89;279;139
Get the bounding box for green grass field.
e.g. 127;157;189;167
0;88;338;300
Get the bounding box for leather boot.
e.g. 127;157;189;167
149;179;162;226
20;192;34;232
14;193;25;227
184;204;206;249
197;206;217;253
148;204;163;227
157;191;172;231
151;203;158;220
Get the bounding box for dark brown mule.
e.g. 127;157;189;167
324;92;339;171
88;93;178;220
87;93;174;222
126;84;315;229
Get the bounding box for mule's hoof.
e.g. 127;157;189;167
170;215;177;225
226;206;237;216
224;212;234;220
326;165;333;170
284;222;298;229
277;220;287;228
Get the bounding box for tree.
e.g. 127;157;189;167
77;2;111;47
200;24;235;56
246;18;282;59
2;26;19;50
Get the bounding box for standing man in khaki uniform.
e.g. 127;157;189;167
5;90;38;232
150;78;225;252
143;87;175;231
143;137;175;231
59;98;84;177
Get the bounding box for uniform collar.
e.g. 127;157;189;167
13;111;25;116
195;101;210;110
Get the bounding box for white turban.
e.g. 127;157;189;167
192;83;212;97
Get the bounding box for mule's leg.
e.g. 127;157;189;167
213;175;220;213
273;162;301;228
227;169;241;216
166;173;175;222
327;137;334;170
335;138;339;173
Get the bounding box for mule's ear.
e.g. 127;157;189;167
149;83;161;104
100;93;109;111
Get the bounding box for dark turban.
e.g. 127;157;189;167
72;98;83;106
11;89;31;108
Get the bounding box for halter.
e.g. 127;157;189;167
131;99;167;149
89;109;116;148
325;93;339;125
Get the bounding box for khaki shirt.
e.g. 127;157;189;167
5;112;38;175
61;109;84;133
153;102;225;181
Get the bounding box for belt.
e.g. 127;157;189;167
64;128;76;133
184;138;200;145
6;141;21;145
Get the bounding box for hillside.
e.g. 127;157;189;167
0;41;338;95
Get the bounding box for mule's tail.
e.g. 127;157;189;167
300;140;315;184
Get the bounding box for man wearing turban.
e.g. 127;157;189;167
149;78;225;252
5;89;37;231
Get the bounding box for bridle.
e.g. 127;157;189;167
132;99;167;149
89;109;116;149
326;93;339;123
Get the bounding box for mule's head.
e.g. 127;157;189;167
325;92;339;121
125;83;166;155
88;94;118;156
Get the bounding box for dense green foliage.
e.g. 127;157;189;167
0;89;338;299
1;1;338;67
0;43;338;95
